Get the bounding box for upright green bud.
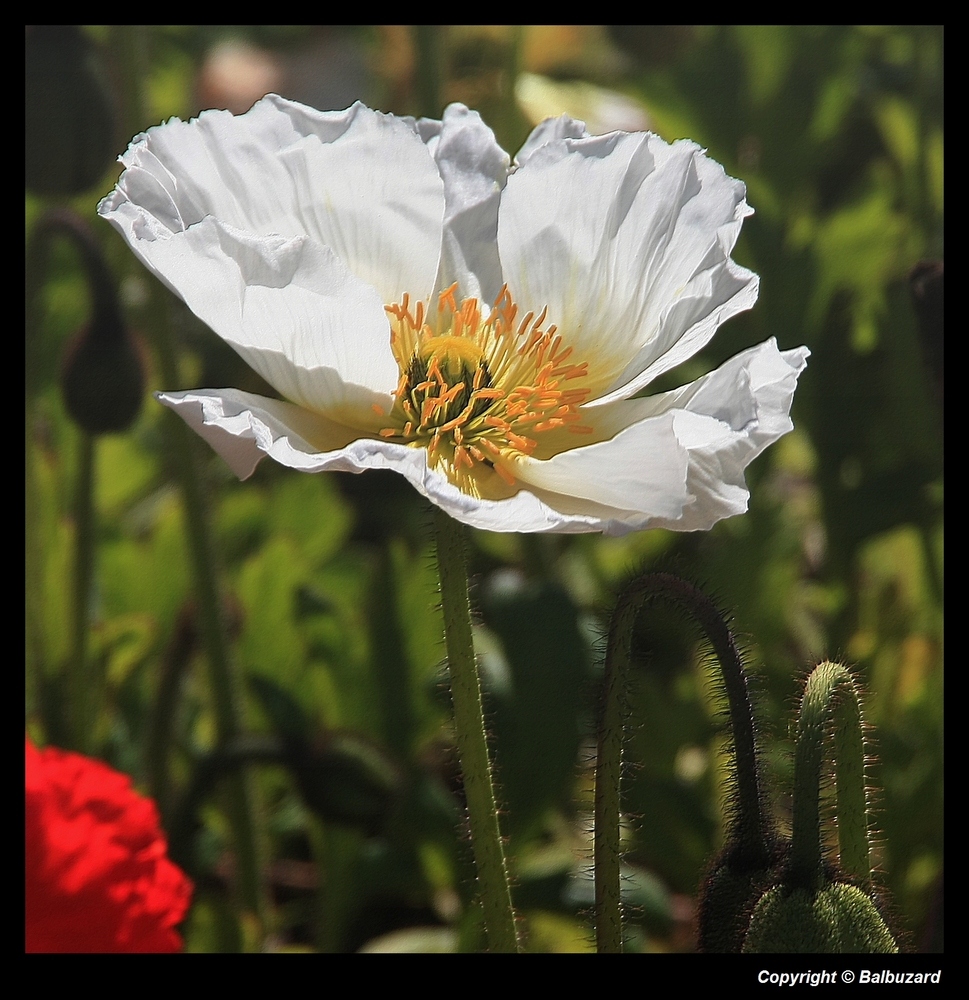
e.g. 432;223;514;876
743;661;898;954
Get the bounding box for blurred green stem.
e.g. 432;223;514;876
433;507;520;953
789;661;870;888
146;603;197;821
413;25;444;119
69;431;97;751
311;821;358;953
25;218;51;722
111;24;269;941
369;544;413;757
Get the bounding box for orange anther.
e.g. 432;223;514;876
439;282;459;313
439;408;473;434
485;415;511;431
421;398;438;425
494;462;517;486
443;383;466;404
506;432;536;453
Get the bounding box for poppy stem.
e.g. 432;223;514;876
69;430;97;752
596;573;769;952
433;507;520;952
412;25;444;120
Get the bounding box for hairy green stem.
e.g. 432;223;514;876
596;573;769;952
789;661;870;888
433;507;520;953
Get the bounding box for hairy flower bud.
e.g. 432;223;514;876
743;882;897;953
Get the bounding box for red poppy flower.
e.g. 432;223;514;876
25;737;193;953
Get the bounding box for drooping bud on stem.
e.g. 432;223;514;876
35;208;146;435
595;572;778;953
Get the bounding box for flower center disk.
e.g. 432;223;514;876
378;284;594;491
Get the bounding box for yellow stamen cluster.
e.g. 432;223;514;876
375;283;593;490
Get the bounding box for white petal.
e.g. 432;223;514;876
497;130;758;402
514;113;590;167
104;207;397;412
659;339;809;530
157;389;365;479
418;104;510;306
100;97;444;307
158;388;642;534
511;411;692;521
524;338;809;532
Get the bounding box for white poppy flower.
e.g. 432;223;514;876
99;96;808;535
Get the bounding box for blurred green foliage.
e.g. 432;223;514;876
26;25;942;952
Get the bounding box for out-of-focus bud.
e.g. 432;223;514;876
51;211;145;434
25;26;117;197
290;733;403;835
61;304;145;435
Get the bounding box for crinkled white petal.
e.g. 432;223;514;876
516;337;808;533
416;104;510;307
157;338;805;536
98;96;450;408
498;130;758;402
106;212;397;413
158;387;648;534
511;411;692;521
99;97;444;307
656;339;809;530
514;112;590;167
157;389;365;479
